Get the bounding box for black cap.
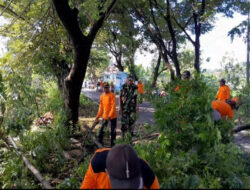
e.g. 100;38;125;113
219;78;226;83
106;144;142;189
182;70;191;79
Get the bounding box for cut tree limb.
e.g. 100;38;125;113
132;133;160;143
8;135;54;189
234;124;250;133
82;123;103;149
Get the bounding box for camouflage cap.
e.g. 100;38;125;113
127;74;134;81
103;82;110;88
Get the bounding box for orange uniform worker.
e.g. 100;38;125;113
174;85;180;92
137;80;144;95
216;79;230;102
96;82;117;147
212;100;234;119
137;80;144;104
80;144;160;189
100;80;104;91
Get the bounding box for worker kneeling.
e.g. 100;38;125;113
212;97;239;121
80;144;159;189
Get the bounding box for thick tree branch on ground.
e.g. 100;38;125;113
132;133;160;143
234;124;250;133
8;135;53;189
82;124;103;149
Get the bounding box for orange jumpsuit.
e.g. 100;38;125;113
137;83;144;95
97;92;117;120
216;85;230;102
80;148;160;189
174;85;180;92
212;100;233;119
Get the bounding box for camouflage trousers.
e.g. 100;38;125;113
121;110;136;136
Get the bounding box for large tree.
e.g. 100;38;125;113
51;0;118;126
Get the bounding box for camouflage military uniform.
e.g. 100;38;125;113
120;83;138;135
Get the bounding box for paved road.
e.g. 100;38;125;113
234;131;250;154
82;88;155;126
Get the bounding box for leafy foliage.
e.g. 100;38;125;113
86;47;110;81
219;54;246;94
0;150;39;189
134;77;250;189
237;83;250;124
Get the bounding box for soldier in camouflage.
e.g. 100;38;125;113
119;74;138;137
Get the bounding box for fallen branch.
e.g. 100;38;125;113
8;135;54;189
82;124;103;149
0;138;9;148
234;124;250;133
132;133;160;143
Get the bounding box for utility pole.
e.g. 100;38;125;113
247;0;250;83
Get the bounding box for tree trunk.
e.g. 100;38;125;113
166;0;181;78
152;52;162;87
128;61;138;81
193;0;205;74
247;7;250;83
194;13;201;73
64;45;91;125
194;38;200;73
115;53;124;71
161;51;175;81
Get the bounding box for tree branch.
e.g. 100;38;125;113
159;67;168;75
149;0;165;46
172;16;195;45
234;124;250;133
8;135;53;189
0;0;34;33
52;0;87;46
88;0;119;42
0;1;25;20
199;0;206;17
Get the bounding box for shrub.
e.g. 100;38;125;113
237;83;250;124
